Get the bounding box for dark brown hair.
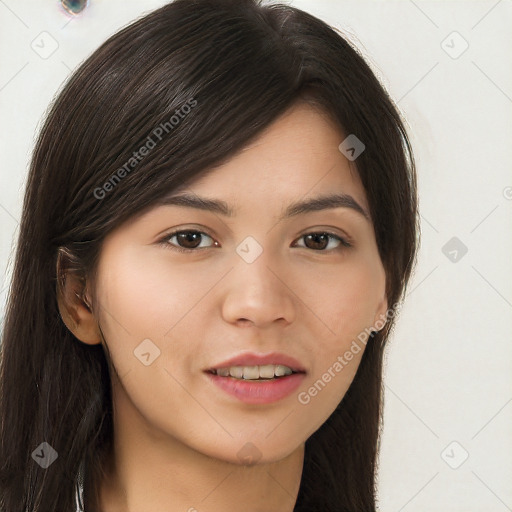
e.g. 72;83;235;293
0;0;419;510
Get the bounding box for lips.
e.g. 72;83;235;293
205;371;306;404
203;351;307;405
205;351;307;374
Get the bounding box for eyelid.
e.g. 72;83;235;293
155;224;220;245
294;225;354;248
158;227;217;253
299;230;352;248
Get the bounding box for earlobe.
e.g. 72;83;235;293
56;252;102;345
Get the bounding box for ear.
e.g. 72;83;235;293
56;248;102;345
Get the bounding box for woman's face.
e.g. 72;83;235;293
92;101;388;465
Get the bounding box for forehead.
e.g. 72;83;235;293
171;102;368;212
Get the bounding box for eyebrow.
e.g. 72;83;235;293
156;192;370;221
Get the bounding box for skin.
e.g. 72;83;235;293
58;101;388;512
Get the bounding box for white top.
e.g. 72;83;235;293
75;459;85;512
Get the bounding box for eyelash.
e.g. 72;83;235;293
158;229;352;254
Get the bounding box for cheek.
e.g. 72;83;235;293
296;255;383;404
98;248;208;336
300;257;382;343
94;250;214;422
95;247;222;376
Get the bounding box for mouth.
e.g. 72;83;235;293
205;364;306;381
203;352;307;403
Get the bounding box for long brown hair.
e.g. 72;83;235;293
0;0;419;510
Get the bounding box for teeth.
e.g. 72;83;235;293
243;366;260;380
230;366;244;378
214;364;294;380
258;365;275;379
274;365;290;377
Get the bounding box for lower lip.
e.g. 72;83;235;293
204;372;306;404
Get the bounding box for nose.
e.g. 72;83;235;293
220;248;296;329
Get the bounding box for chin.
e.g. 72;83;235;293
193;438;294;466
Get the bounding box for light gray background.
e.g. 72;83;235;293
1;1;511;511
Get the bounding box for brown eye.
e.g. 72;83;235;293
161;230;217;252
295;232;351;252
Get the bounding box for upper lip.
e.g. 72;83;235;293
205;352;307;373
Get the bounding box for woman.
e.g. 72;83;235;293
0;0;419;510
